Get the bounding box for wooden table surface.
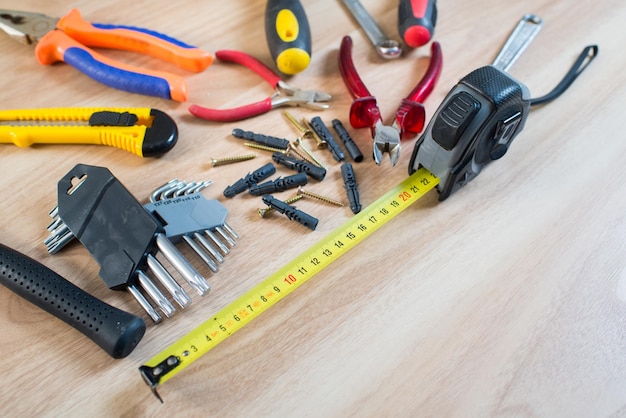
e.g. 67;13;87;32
1;0;624;416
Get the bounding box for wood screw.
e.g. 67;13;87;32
210;154;256;167
297;186;345;207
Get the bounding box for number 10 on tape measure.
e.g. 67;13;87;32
140;168;439;401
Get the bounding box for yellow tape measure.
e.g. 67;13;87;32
140;168;439;401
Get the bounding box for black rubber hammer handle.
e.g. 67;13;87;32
0;243;145;358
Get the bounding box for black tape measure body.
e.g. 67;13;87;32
409;65;531;200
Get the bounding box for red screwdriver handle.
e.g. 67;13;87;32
398;0;438;48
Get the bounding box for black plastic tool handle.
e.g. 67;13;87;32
398;0;437;48
265;0;312;75
0;243;146;359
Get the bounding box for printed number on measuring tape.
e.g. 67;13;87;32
140;167;438;402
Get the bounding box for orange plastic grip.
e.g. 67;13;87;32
57;9;213;72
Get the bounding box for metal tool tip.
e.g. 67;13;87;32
389;148;401;167
190;277;211;296
139;366;164;403
372;148;383;165
376;40;402;59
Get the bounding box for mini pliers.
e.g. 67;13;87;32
0;9;213;101
338;35;442;166
188;50;331;122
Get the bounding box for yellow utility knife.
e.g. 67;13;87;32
0;107;177;157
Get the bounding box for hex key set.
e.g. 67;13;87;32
45;164;238;323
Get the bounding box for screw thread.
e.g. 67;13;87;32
302;119;327;149
258;194;304;217
297;186;345;207
286;142;315;165
283;111;312;138
294;138;326;169
211;154;256;167
244;142;288;154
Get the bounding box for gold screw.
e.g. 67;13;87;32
297;186;345;207
294;137;326;169
210;154;256;167
302;119;327;149
257;194;304;217
283;111;314;139
286;142;315;165
243;142;288;154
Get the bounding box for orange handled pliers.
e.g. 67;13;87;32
339;35;442;166
188;50;331;122
0;9;213;101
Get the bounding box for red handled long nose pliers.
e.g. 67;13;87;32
189;50;331;122
339;35;442;166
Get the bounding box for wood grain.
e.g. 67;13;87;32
0;0;624;416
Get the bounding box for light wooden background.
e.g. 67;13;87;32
1;0;624;416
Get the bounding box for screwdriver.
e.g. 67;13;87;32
265;0;312;75
398;0;437;48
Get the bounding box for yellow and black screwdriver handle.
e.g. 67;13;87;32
265;0;312;75
0;107;177;157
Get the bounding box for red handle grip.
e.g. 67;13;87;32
215;50;282;88
396;41;443;136
398;0;437;48
188;99;273;122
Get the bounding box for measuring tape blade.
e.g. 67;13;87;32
140;168;438;400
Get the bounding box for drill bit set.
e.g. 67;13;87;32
44;164;238;323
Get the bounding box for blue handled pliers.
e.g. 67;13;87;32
0;9;213;101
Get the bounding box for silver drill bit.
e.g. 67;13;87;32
137;270;176;317
44;222;70;245
205;229;230;255
215;226;236;248
182;235;219;273
44;222;75;254
222;222;239;240
146;254;191;308
155;233;210;296
193;232;224;265
128;284;162;323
